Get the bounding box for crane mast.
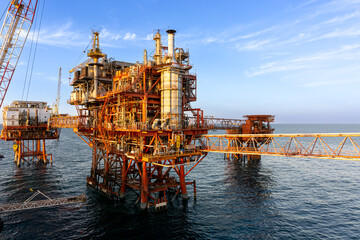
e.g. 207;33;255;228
0;0;38;107
54;67;61;115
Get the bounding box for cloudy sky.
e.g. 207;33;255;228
1;0;360;123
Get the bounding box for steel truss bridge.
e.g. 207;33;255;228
201;133;360;160
0;190;86;213
50;116;360;161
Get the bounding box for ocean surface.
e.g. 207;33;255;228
0;124;360;239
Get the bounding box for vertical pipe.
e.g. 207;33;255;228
42;139;46;164
104;159;110;189
153;30;162;65
94;64;99;98
179;158;188;199
166;30;176;62
140;161;148;210
91;144;97;179
36;139;40;162
143;49;147;65
120;157;127;199
142;70;147;124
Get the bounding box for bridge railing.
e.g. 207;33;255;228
49;116;83;129
188;117;245;130
201;133;360;160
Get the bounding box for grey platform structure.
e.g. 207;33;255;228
0;190;86;213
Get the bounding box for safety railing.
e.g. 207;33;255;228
49;116;83;129
201;133;360;160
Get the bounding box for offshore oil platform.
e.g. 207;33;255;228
0;0;61;166
1;100;59;166
50;30;360;209
1;0;360;212
51;29;275;209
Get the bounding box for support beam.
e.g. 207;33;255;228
140;161;148;210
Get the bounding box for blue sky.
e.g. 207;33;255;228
1;0;360;123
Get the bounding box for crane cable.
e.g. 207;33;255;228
0;2;10;22
24;0;45;101
21;0;40;100
71;37;92;73
68;37;92;83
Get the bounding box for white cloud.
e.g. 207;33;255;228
204;37;216;43
33;21;87;48
287;0;320;11
304;78;357;87
236;39;274;51
17;61;27;66
246;44;360;76
228;26;279;42
123;32;136;40
112;34;122;40
308;27;360;42
146;34;153;40
323;11;360;24
47;76;58;81
101;28;123;41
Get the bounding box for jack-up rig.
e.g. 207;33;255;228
48;30;360;210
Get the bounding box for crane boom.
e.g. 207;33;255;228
69;58;93;73
0;0;38;108
54;67;61;115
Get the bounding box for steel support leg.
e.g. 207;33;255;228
179;158;188;199
140;161;148;210
91;144;97;179
120;157;127;199
42;139;46;164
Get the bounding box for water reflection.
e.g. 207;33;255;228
223;158;278;238
1;163;67;236
225;159;275;201
81;190;202;239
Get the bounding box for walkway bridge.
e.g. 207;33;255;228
50;116;360;161
201;133;360;161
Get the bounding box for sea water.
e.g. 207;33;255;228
0;124;360;239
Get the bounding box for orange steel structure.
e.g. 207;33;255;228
1;124;59;166
53;30;276;209
49;29;360;210
202;133;360;161
62;30;210;209
1;101;59;166
195;117;245;130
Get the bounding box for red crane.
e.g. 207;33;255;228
0;0;38;108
